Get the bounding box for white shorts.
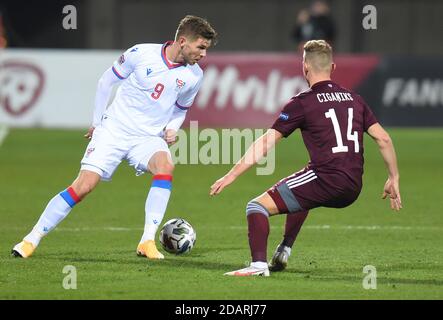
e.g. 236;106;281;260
80;121;170;181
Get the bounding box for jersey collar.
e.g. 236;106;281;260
311;80;334;89
161;41;185;69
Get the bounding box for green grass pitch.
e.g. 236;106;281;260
0;128;442;299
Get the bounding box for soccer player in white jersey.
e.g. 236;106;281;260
12;15;217;260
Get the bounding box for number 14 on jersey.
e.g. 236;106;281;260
325;108;360;153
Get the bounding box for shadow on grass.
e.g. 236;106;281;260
305;274;443;287
284;265;443;287
37;249;244;272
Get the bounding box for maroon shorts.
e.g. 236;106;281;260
267;166;361;213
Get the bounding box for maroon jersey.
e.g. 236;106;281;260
272;80;378;192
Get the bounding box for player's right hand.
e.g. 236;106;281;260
382;177;402;211
84;127;95;139
210;173;237;196
164;129;177;145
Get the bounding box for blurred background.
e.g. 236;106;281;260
0;0;443;128
1;0;443;54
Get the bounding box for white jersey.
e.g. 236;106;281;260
105;42;203;137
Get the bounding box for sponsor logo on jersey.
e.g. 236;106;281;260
118;54;125;65
279;112;289;121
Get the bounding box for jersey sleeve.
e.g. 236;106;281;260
271;98;305;137
111;45;140;80
176;72;203;109
358;95;378;131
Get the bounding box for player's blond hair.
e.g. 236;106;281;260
175;15;218;45
303;40;333;73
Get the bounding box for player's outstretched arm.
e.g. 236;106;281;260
85;67;123;139
210;129;283;196
367;123;402;211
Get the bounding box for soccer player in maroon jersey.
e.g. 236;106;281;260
210;40;402;277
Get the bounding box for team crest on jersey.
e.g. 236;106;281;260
175;78;185;91
118;54;125;65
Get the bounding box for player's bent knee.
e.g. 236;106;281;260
71;173;100;199
249;193;280;216
152;162;174;175
246;200;270;217
71;182;94;199
158;162;174;174
149;152;174;175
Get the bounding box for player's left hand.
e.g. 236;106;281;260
84;127;95;139
382;177;402;211
164;129;177;145
210;173;237;196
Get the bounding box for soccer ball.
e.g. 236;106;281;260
159;218;196;255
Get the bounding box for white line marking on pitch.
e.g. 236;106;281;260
230;225;443;231
21;225;443;232
4;225;442;232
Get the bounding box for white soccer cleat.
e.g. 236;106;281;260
268;245;291;272
224;265;270;277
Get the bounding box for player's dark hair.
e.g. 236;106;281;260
175;15;218;45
